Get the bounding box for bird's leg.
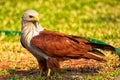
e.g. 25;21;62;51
46;57;60;76
38;64;43;76
47;68;51;77
37;59;48;76
38;62;43;76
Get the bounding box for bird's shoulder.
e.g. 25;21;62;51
31;29;68;42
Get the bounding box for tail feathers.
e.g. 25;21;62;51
83;52;106;62
64;48;106;61
89;43;120;57
88;43;115;51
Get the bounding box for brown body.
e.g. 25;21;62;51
30;29;108;72
32;29;102;59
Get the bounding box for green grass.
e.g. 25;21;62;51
0;0;120;40
0;0;120;80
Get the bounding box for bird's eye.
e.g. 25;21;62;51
29;15;34;18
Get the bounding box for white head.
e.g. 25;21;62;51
21;9;44;30
22;9;40;22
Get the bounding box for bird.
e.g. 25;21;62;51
20;9;118;76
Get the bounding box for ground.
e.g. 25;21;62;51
0;0;120;80
0;41;120;80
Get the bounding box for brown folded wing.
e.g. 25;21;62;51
31;30;94;59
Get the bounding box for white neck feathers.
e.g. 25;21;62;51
21;21;44;47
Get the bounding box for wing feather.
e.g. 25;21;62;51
31;30;92;58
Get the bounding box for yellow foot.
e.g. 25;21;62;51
47;69;51;76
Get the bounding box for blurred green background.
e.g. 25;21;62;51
0;0;120;41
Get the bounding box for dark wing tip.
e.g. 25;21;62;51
90;49;105;56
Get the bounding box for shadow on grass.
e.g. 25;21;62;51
0;67;101;80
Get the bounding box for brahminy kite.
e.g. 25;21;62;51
20;10;116;76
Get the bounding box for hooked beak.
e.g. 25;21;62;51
34;16;39;22
35;14;43;22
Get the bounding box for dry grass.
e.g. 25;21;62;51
0;0;120;79
0;37;120;79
